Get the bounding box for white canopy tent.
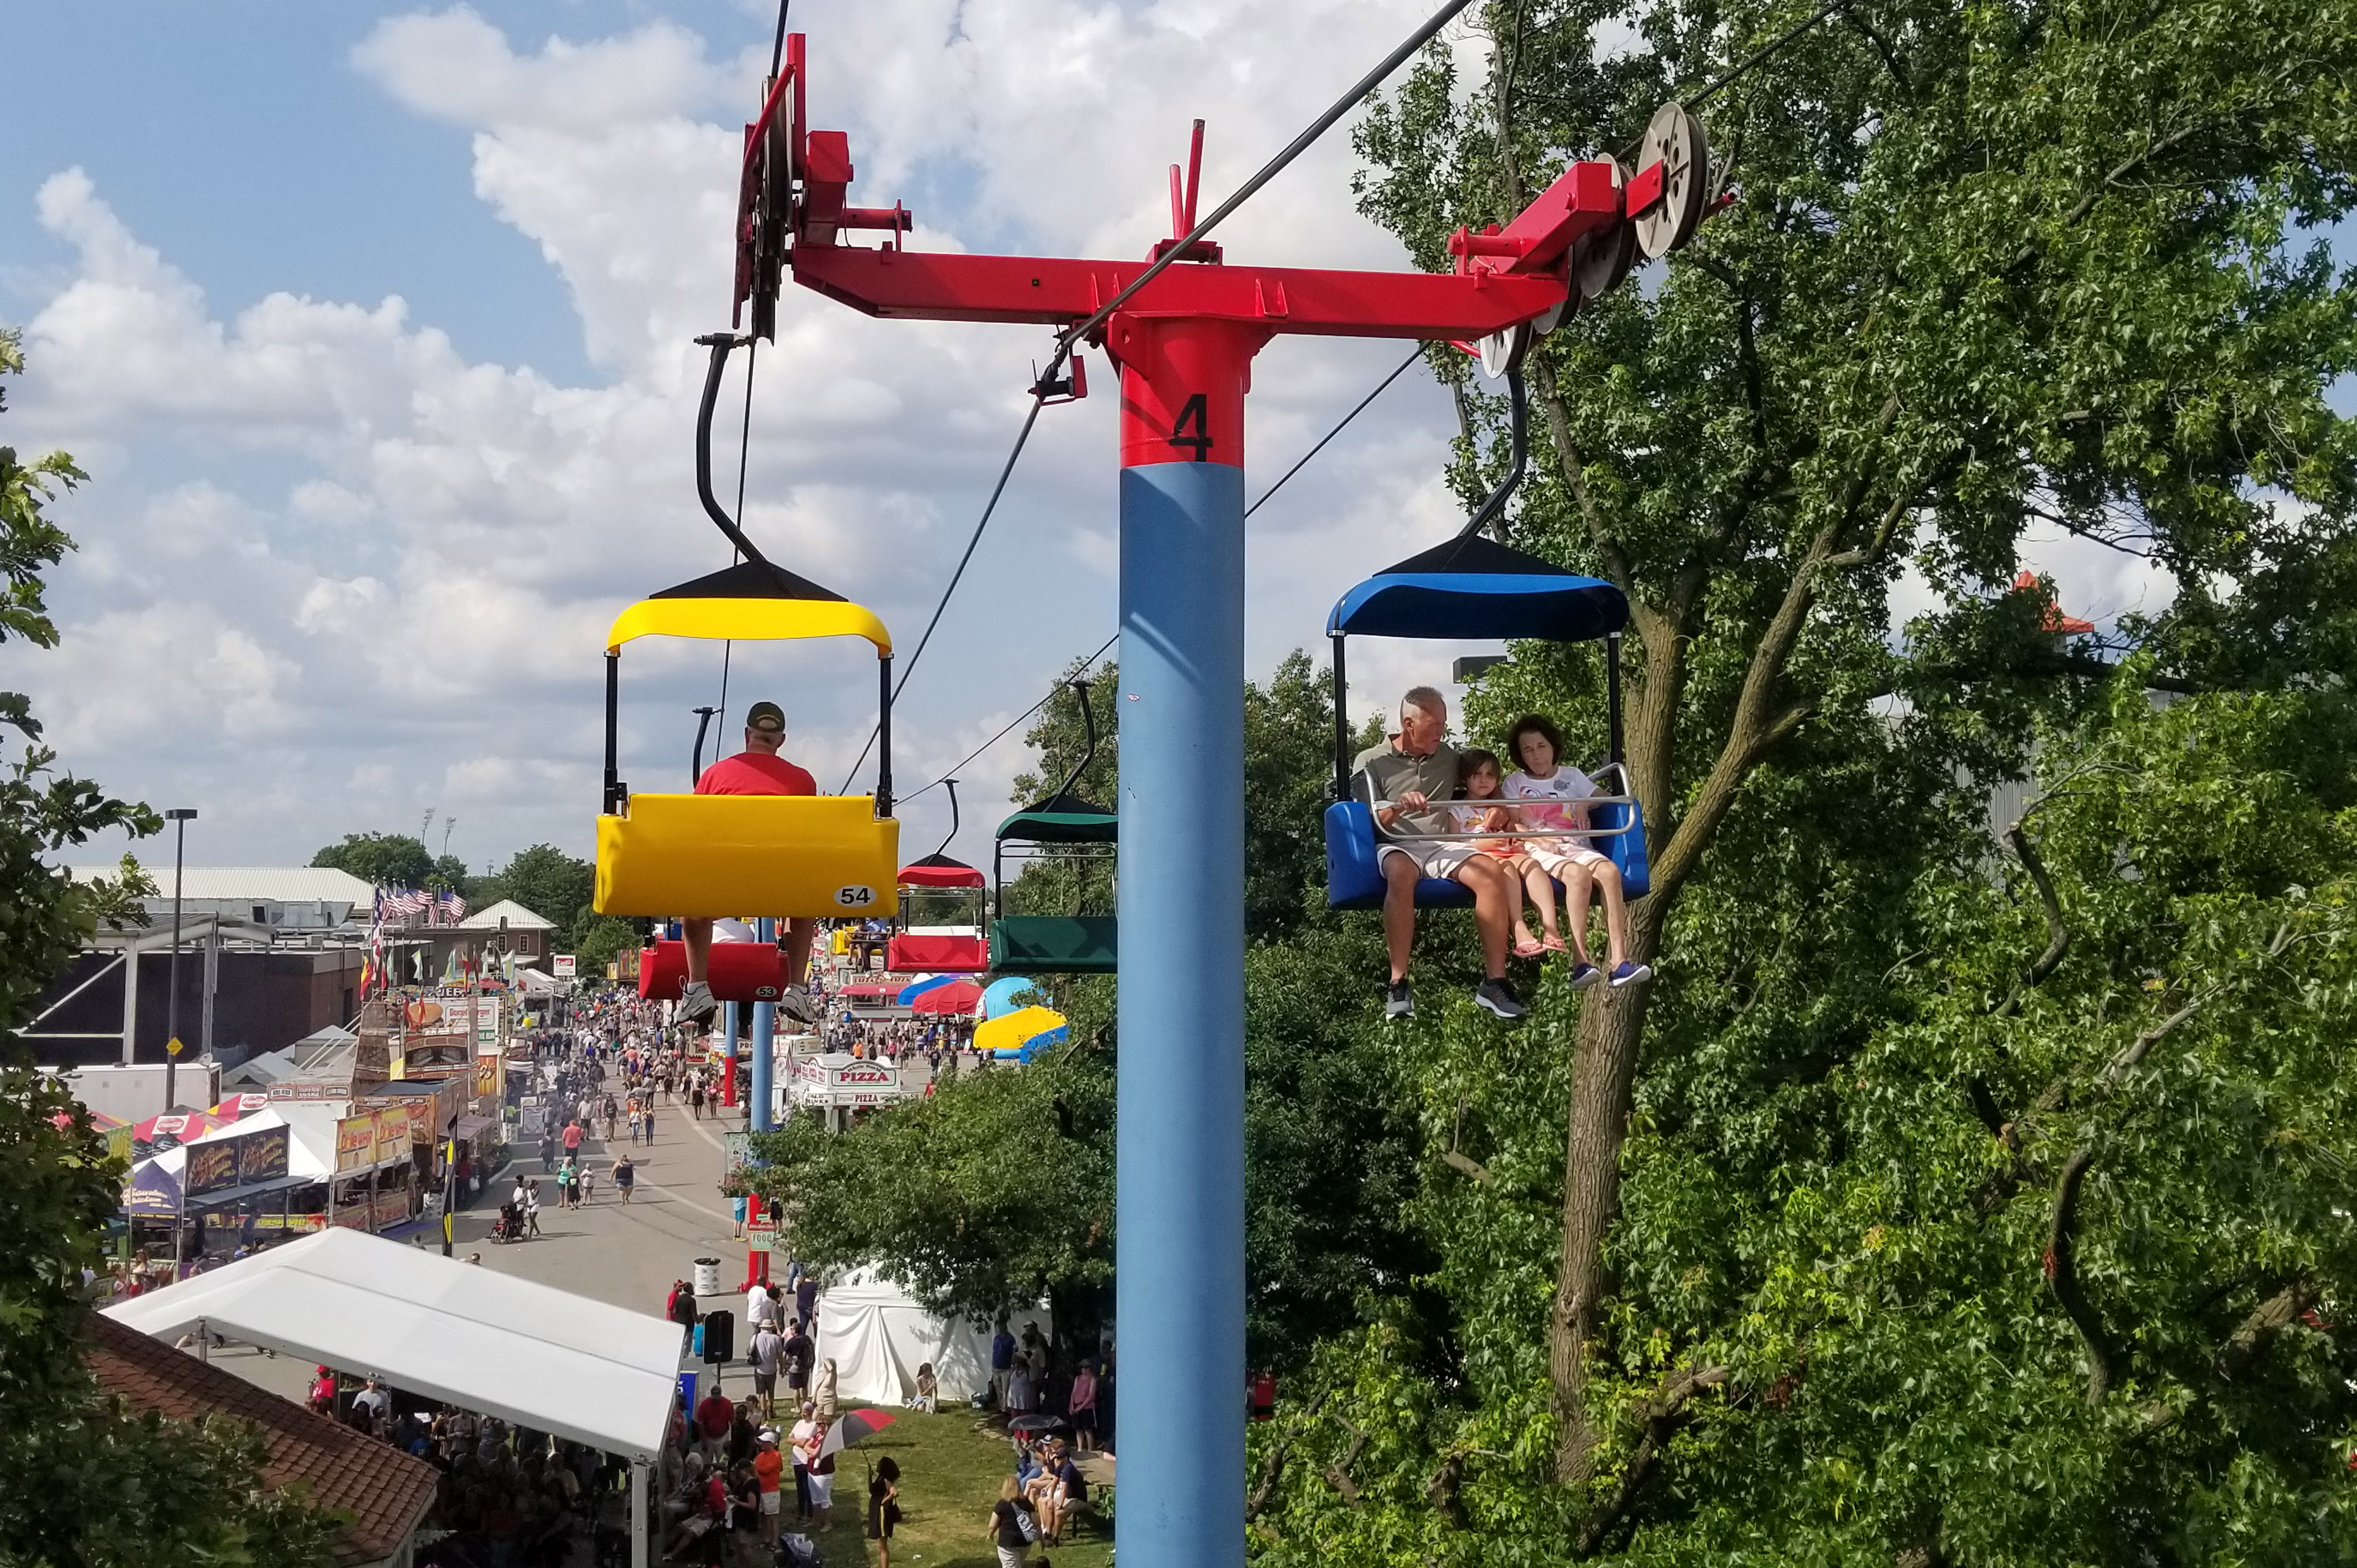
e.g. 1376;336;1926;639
105;1228;681;1458
106;1229;685;1567
815;1268;1047;1408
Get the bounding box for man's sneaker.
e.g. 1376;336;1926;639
1568;962;1603;991
1385;981;1415;1020
1609;961;1653;988
676;980;718;1025
780;983;819;1026
1475;978;1529;1019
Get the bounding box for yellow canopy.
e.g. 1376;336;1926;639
974;1005;1069;1056
605;596;892;654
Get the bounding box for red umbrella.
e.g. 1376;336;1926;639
910;981;982;1015
816;1408;897;1459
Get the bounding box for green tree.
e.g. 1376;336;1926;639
1;328;339;1568
1347;0;2357;1496
309;831;433;890
476;843;595;936
755;658;1431;1369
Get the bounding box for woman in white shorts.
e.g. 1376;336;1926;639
1503;713;1651;989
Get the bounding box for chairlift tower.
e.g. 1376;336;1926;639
735;34;1710;1567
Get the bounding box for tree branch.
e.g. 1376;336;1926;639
1244;1391;1326;1520
1323;1424;1370;1507
1575;1363;1729;1554
1528;357;1629;588
1991;824;2068;1018
2214;1278;2318;1383
2008;121;2204;272
2044;1148;2115;1404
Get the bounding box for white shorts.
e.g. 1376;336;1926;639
1526;842;1610;876
806;1473;833;1508
759;1491;780;1517
1375;839;1480;879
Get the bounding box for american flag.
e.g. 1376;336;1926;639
378;888;431;918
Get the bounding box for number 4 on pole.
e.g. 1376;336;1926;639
1169;393;1213;461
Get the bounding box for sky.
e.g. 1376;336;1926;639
0;1;2216;881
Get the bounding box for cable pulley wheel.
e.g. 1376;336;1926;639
1572;157;1638;305
1634;103;1710;260
1476;320;1532;380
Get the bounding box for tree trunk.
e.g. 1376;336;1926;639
1550;606;1679;1486
1548;905;1661;1488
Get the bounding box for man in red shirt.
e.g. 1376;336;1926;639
677;700;820;1028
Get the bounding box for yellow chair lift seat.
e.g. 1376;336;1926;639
594;558;900;921
596;793;899;919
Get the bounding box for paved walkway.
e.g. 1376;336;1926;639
200;1079;773;1406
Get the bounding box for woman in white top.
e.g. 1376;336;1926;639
1502;714;1650;988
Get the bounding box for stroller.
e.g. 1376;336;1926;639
490;1201;527;1244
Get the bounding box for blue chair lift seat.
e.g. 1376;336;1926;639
1325;533;1649;909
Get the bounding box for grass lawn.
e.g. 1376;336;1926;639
790;1406;1111;1568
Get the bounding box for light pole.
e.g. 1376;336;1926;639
162;808;198;1110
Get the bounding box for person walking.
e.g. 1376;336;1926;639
750;1319;783;1419
813;1357;838;1421
627;1105;643;1146
644;1102;657;1143
613;1153;636;1204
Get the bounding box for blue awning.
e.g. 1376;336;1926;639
1326;535;1627;643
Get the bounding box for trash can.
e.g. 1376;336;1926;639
693;1257;722;1297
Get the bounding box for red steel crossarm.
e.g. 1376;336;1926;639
790;247;1565;341
1448;159;1623;276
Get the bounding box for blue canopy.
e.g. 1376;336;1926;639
1326;535;1627;643
894;973;957;1005
982;976;1044;1019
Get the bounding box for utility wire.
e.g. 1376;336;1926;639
1246;345;1425;519
837;393;1048;792
899;630;1121;809
1047;0;1479;374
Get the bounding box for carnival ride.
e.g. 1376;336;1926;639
606;4;1742;1564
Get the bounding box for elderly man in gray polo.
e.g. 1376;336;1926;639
1351;685;1526;1020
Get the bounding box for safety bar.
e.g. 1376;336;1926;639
1365;796;1636;843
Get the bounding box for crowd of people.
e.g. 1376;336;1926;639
310;1368;631;1568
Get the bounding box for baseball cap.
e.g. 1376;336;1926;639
745;701;785;733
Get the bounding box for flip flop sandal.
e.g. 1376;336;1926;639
1542;935;1569;954
1513;937;1545;958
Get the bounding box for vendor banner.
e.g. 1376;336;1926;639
184;1137;243;1198
372;1189;411;1230
373;1103;412;1163
237;1125;290;1185
335;1112;378;1173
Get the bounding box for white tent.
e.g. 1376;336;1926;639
104;1228;682;1459
814;1268;1047;1407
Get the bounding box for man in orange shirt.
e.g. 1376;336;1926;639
677;701;820;1029
751;1428;786;1544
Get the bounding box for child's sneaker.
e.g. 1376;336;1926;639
1608;961;1653;988
1568;962;1603;991
1385;981;1415;1020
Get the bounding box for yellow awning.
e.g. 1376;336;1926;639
605;597;892;654
974;1005;1069;1056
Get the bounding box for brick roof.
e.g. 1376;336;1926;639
85;1314;438;1566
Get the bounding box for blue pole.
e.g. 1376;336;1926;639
721;1000;740;1116
750;917;777;1133
1116;458;1247;1568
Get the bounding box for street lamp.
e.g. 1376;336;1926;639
162;808;198;1111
